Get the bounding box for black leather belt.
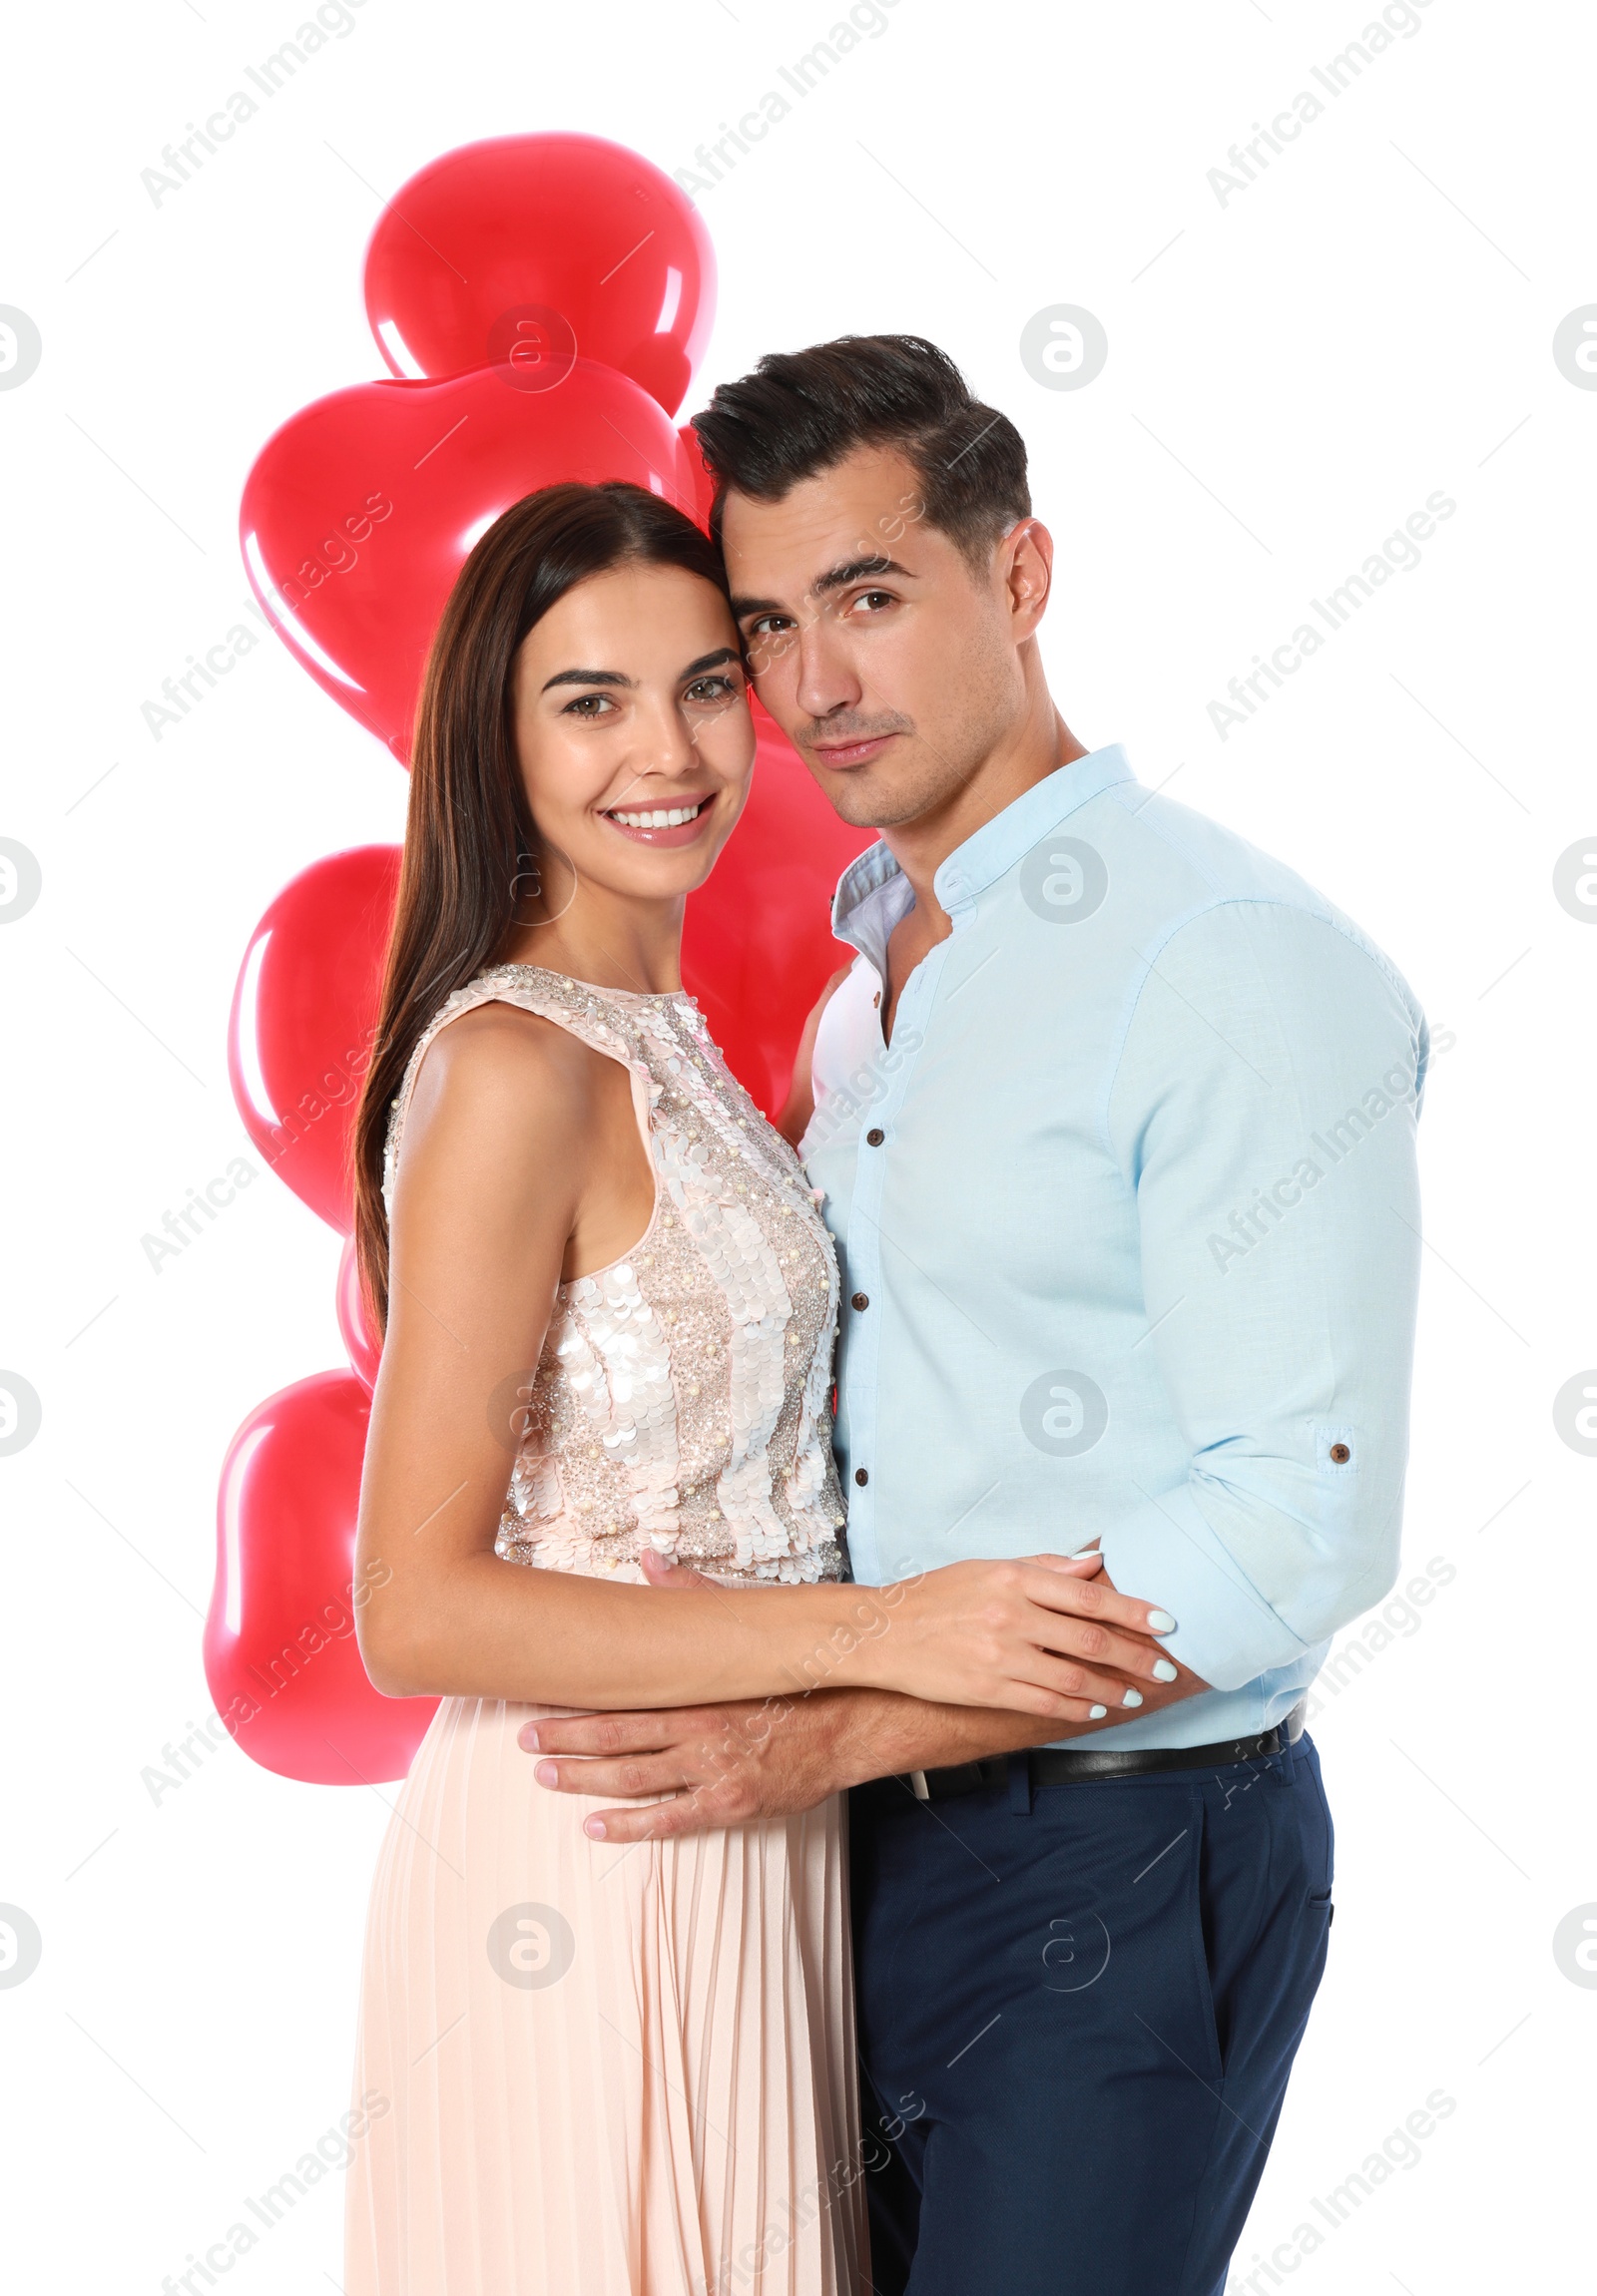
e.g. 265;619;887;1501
898;1699;1308;1802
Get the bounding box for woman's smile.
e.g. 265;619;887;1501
600;792;717;846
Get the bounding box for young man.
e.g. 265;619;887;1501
524;337;1427;2293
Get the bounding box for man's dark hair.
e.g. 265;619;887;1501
690;334;1030;565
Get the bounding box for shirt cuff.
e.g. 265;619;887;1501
1097;1485;1309;1692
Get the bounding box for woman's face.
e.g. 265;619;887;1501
509;561;755;908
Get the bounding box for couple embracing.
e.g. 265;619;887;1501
343;335;1425;2295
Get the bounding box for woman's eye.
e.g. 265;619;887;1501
562;692;615;717
684;675;739;703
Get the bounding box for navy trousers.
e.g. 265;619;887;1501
847;1735;1334;2296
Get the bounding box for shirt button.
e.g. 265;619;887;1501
850;1291;869;1311
854;1467;869;1486
865;1128;884;1147
1330;1443;1350;1464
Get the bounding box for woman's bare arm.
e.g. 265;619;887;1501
354;1006;1177;1717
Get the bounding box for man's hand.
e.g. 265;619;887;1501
520;1689;870;1841
518;1549;1209;1842
518;1548;878;1840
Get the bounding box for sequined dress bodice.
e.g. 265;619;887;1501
384;966;848;1586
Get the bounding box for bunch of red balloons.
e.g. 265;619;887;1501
205;135;870;1785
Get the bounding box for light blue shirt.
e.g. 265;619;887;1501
801;744;1427;1749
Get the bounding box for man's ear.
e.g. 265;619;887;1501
1001;517;1054;641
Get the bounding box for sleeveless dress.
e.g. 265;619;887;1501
344;966;866;2296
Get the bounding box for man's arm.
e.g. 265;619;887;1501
1090;899;1426;1687
520;1652;1209;1843
521;1555;1208;1842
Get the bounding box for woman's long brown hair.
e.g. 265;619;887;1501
351;479;730;1333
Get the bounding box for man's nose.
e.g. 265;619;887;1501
793;620;862;721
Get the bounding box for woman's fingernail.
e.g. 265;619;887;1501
1152;1658;1179;1682
1089;1704;1108;1719
1121;1687;1144;1707
1147;1608;1177;1634
534;1762;557;1788
583;1816;607;1840
522;1725;541;1749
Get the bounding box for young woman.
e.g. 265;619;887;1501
342;480;1175;2295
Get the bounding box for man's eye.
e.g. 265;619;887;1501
849;590;895;613
746;615;794;638
562;693;615;716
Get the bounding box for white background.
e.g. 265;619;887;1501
2;0;1592;2287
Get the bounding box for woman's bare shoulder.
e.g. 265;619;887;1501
402;998;609;1168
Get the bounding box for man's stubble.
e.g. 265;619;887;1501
789;634;1022;835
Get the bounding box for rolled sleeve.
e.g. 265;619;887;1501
1097;899;1426;1690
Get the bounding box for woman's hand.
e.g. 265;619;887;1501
850;1553;1179;1720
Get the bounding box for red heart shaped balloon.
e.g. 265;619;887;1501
363;133;715;416
229;844;400;1234
240;359;694;761
682;708;874;1115
205;1370;438;1785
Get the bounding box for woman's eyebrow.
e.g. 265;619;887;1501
540;667;635;692
680;647;741;677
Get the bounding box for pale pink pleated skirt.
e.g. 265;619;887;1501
345;1697;868;2296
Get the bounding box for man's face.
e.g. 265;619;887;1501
719;444;1034;830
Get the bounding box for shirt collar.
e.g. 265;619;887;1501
830;742;1137;972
